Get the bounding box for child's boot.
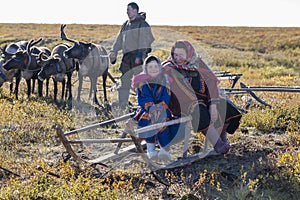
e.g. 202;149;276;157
158;147;171;161
146;143;158;160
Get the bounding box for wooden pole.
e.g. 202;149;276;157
221;87;300;93
134;116;192;136
64;112;134;136
68;138;133;144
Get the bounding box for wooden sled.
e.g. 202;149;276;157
56;113;220;171
56;80;299;171
222;82;300;108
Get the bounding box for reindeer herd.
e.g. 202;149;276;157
0;25;112;109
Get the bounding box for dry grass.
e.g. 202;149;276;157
0;23;300;199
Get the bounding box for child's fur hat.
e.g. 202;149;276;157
142;55;162;74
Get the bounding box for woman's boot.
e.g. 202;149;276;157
206;127;230;154
220;123;230;144
214;138;230;154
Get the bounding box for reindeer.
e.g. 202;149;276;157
60;24;110;107
0;61;20;90
2;40;51;98
0;39;44;99
37;43;77;108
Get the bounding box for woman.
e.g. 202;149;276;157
162;40;242;154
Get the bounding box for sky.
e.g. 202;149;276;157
1;0;300;27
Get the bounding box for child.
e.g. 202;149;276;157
132;55;173;161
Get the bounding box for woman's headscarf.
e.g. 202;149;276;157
170;40;198;65
167;40;219;83
162;40;221;103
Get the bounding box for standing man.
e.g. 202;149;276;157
109;2;155;109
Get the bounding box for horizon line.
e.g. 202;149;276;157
1;22;299;28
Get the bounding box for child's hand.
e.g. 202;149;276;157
149;105;164;123
152;110;161;122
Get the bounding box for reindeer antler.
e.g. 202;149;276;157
60;24;67;40
31;38;43;46
60;24;76;43
26;39;35;53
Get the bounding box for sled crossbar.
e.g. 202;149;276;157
135;116;192;136
242;85;300;89
68;138;133;144
216;73;243;88
222;82;300;93
216;73;243;79
222;87;300;93
64;112;134;136
214;71;242;77
64;116;192;145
